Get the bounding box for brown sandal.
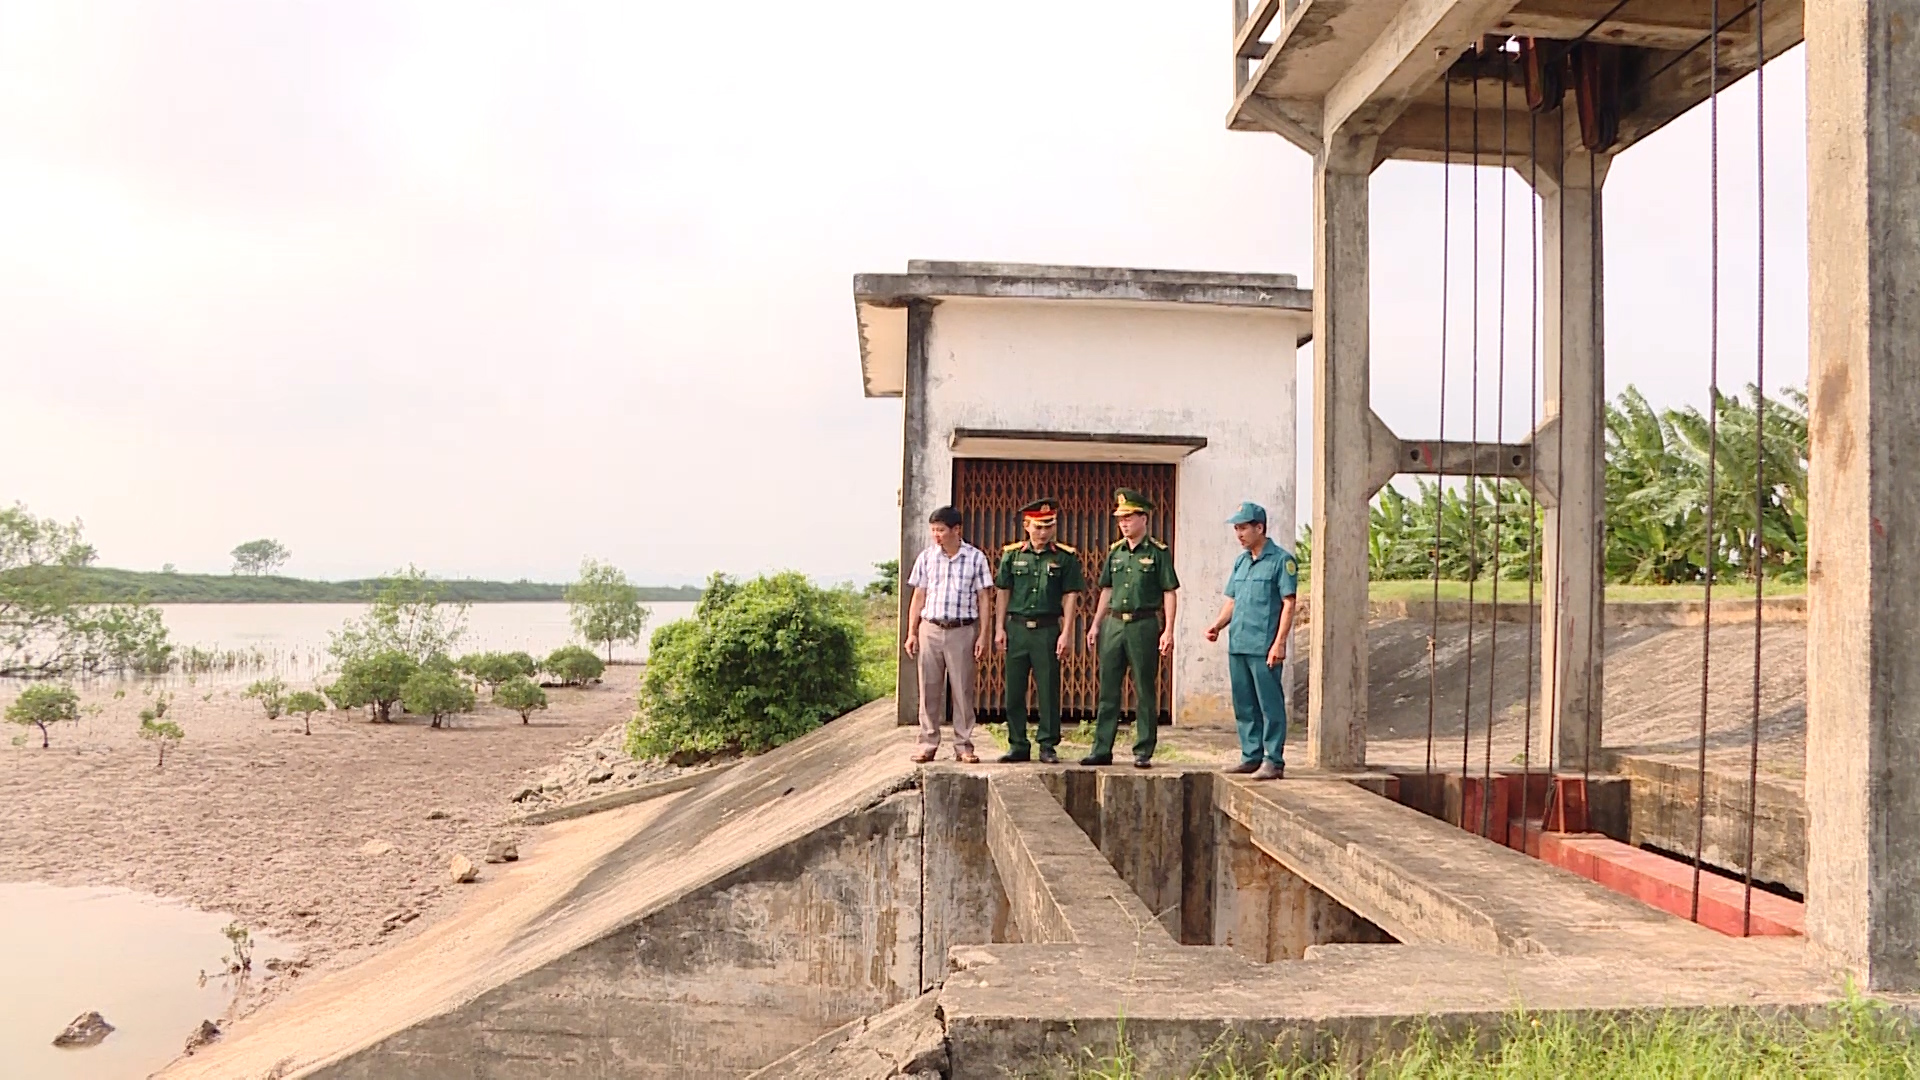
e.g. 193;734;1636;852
910;749;937;764
955;751;980;764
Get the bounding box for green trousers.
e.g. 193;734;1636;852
1091;614;1160;760
1003;620;1063;754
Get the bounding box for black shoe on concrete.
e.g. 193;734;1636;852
997;750;1031;764
1252;761;1285;781
1226;761;1261;775
1078;753;1113;767
1038;748;1060;765
1133;756;1153;770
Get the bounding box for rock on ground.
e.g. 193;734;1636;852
53;1011;114;1048
484;839;519;864
449;855;478;884
184;1020;222;1053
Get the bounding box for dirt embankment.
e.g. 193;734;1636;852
0;666;654;993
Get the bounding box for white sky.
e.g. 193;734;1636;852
0;3;1805;585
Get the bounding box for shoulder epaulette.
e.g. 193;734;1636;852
1110;539;1125;551
1002;541;1023;552
1056;543;1077;554
1150;537;1170;550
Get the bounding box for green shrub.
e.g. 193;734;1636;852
285;689;328;736
243;677;287;719
457;651;525;690
544;645;605;687
324;650;418;722
502;651;538;679
627;572;868;762
494;676;548;724
139;714;184;767
6;683;80;748
401;668;476;729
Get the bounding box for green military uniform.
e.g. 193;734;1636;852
995;498;1087;758
1090;488;1180;763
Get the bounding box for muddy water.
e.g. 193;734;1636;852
0;883;291;1079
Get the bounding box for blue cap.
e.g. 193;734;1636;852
1227;501;1268;526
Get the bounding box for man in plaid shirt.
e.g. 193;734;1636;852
904;505;995;763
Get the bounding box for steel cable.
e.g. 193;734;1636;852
1689;0;1724;925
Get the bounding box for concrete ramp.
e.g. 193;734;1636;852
162;701;920;1080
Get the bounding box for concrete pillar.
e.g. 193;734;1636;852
1536;146;1609;772
1306;133;1378;770
1804;0;1920;991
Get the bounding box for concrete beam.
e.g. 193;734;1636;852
1539;149;1608;772
1230;95;1325;156
1215;778;1722;958
986;774;1176;948
1306;135;1378;770
1611;2;1807;153
1377;100;1564;169
1495;0;1743;50
1804;0;1920;992
1324;0;1526;141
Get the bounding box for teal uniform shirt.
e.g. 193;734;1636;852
1098;538;1179;613
1224;541;1298;655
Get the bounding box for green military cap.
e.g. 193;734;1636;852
1019;497;1061;526
1113;487;1154;516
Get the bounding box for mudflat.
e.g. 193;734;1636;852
0;666;646;998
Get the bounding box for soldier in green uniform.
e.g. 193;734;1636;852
1083;488;1180;768
993;498;1087;764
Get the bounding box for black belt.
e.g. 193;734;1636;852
924;617;976;629
1111;611;1159;624
1012;615;1060;628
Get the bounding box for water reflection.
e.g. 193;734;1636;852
0;883;292;1079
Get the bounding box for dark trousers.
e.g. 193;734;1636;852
1091;614;1160;760
1003;620;1062;754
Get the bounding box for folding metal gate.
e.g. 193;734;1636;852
951;458;1177;723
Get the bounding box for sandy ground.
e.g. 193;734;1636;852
0;666;647;1002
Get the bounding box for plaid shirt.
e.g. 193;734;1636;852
908;542;993;622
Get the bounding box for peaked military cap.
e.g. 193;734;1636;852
1113;487;1154;516
1020;497;1060;526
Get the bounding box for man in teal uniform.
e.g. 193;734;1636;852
1204;501;1298;780
993;497;1086;764
1083;488;1179;768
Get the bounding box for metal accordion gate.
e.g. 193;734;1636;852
951;458;1177;725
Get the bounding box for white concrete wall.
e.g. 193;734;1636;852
903;297;1300;725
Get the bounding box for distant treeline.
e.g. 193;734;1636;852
1;566;704;605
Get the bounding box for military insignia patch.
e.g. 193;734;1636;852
1284;557;1298;575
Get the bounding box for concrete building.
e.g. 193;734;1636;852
852;262;1312;729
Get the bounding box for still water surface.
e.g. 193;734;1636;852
146;601;696;683
0;883;291;1080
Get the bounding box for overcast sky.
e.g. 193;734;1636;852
0;3;1805;585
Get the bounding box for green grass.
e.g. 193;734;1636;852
0;566;703;604
1363;579;1804;604
1068;998;1918;1079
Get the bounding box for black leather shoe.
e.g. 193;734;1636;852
997;750;1031;764
1078;753;1113;767
1226;761;1261;775
1037;748;1059;764
1133;756;1153;770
